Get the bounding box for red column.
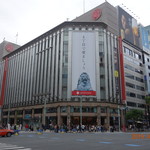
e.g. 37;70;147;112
118;37;126;103
0;58;9;106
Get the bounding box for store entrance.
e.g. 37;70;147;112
71;116;97;125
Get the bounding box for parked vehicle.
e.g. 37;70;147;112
0;127;14;137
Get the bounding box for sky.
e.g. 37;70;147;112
0;0;149;46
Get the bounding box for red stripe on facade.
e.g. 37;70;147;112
118;37;126;102
72;91;96;96
0;58;9;106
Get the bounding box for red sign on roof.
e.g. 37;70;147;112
92;9;102;21
5;43;14;52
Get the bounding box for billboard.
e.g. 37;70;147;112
72;32;96;96
139;25;150;50
118;7;140;47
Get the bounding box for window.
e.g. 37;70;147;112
46;107;57;113
34;109;42;114
134;52;139;59
100;75;105;78
136;85;144;91
60;106;67;113
127;102;136;107
126;91;136;97
135;68;143;75
17;110;23;115
135;77;143;82
129;50;133;56
126;82;135;88
137;103;145;108
25;109;32;114
125;73;134;79
101;107;107;113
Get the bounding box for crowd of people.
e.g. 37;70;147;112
1;122;118;133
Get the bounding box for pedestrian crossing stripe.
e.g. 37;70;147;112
0;143;31;150
125;144;142;147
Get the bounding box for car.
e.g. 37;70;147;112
0;127;15;137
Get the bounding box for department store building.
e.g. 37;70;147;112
0;2;142;129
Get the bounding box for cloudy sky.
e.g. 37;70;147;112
0;0;149;45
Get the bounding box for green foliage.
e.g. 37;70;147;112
126;109;144;121
145;96;150;105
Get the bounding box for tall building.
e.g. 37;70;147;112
139;25;150;95
117;7;146;110
0;1;147;129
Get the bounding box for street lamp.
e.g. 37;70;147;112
42;96;48;126
7;103;10;124
43;96;46;125
80;96;82;125
118;105;121;132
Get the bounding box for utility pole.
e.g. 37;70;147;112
80;96;82;125
118;105;120;132
43;96;47;125
7;103;10;124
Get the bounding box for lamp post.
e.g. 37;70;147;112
43;96;47;125
7;103;10;124
118;105;121;132
80;96;82;125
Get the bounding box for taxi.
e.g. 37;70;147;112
0;126;14;137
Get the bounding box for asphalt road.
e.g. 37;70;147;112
0;131;150;150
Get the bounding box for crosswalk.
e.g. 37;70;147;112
0;143;31;150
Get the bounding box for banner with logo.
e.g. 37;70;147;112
72;32;96;96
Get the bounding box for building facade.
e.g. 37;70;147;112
1;1;148;129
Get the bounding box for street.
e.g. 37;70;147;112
0;131;150;150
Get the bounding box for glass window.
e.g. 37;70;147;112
101;107;107;113
136;85;144;91
60;106;67;113
34;108;42;114
17;110;23;115
25;109;32;114
46;107;57;113
125;73;134;79
126;91;136;97
127;102;136;107
126;82;135;88
3;111;8;115
10;111;15;115
137;103;145;108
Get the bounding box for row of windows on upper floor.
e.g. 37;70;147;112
124;47;142;60
126;82;145;91
127;102;145;108
125;72;144;83
124;64;143;75
126;91;145;100
124;55;142;67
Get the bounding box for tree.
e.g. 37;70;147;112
126;109;144;122
145;96;150;125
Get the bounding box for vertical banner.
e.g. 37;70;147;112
0;58;9;106
72;32;96;96
118;37;126;102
